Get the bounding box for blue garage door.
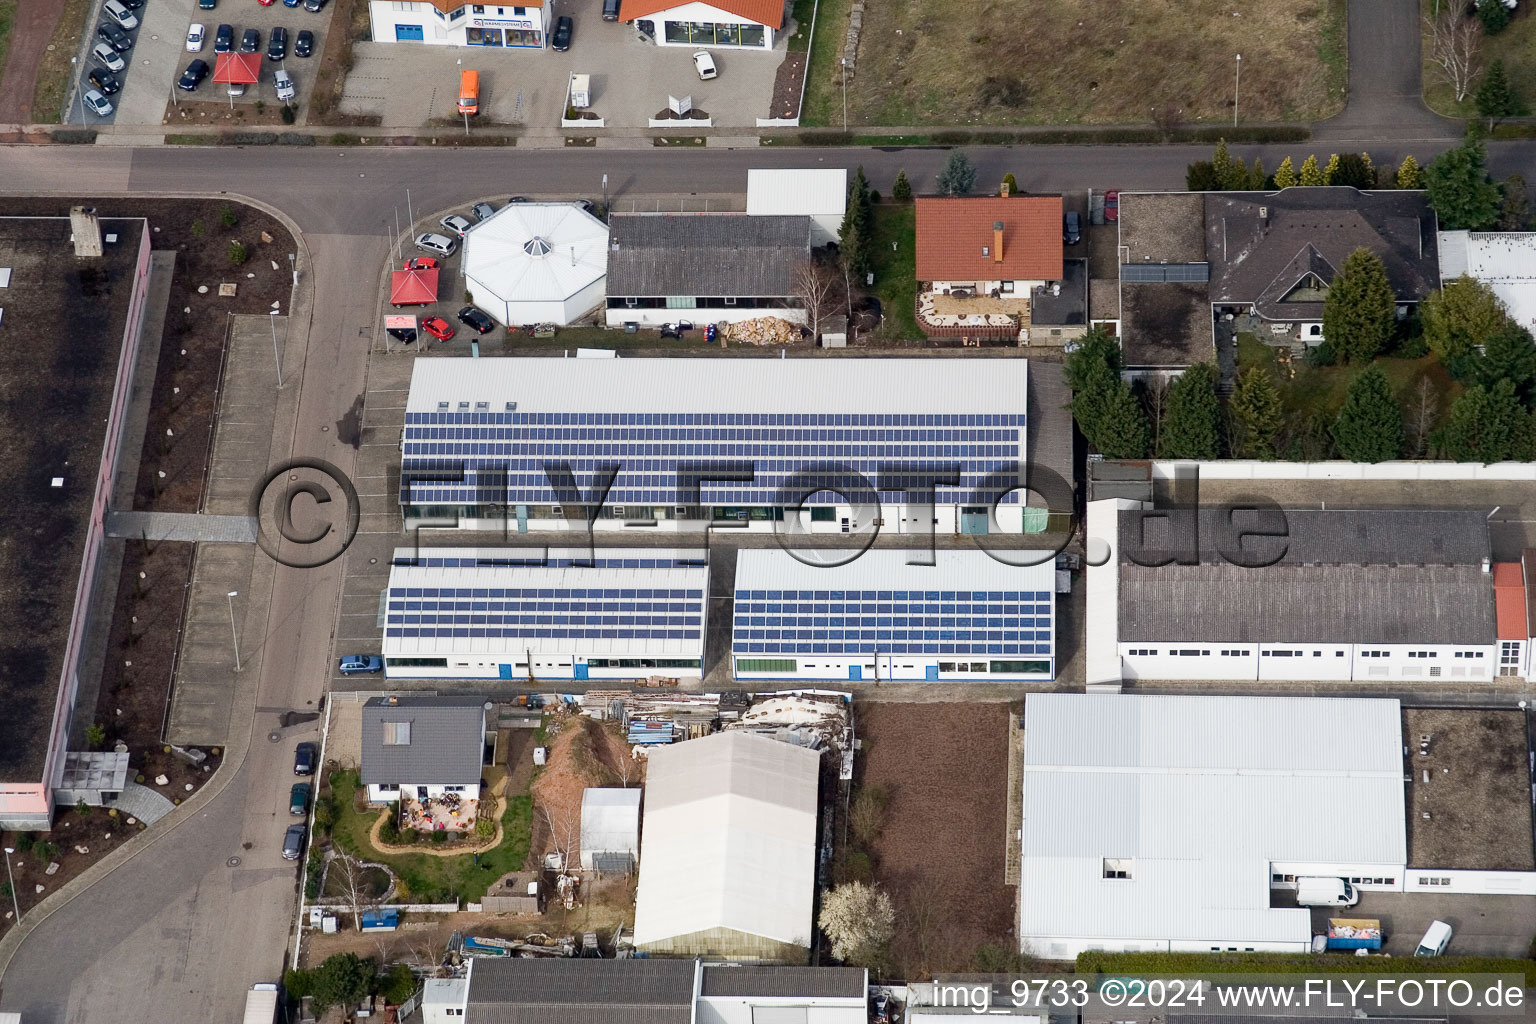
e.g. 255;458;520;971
395;23;424;40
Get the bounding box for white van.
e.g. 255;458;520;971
1294;876;1359;907
1415;920;1453;956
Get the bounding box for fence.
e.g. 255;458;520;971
1151;460;1536;482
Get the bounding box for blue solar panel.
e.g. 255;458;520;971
383;584;705;642
399;410;1027;506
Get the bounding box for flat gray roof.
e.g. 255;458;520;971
700;965;865;998
606;214;811;297
468;958;696;1024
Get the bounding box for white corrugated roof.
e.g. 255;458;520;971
1020;694;1406;946
406;357;1030;415
1438;230;1536;333
736;547;1055;591
464;203;608;306
747;169;848;218
581;786;642;859
634;732;819;949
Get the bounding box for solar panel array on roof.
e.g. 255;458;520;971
1119;263;1211;283
731;587;1053;659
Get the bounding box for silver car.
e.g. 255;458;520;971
92;41;126;72
439;214;473;238
414;232;456;257
83;89;115;117
282;823;305;860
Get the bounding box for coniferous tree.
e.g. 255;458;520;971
1230;367;1285;459
1323;248;1397;363
1160;363;1223;459
1273;156;1298;189
1331;368;1404;462
1298;154;1325;186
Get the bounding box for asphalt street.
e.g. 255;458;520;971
5;136;1536;1022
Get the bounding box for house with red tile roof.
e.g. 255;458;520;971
619;0;785;48
369;0;549;49
914;193;1076;343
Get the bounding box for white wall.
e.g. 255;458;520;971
1117;642;1496;683
1024;934;1311;960
1151;459;1536;482
1086;499;1141;688
734;653;1054;684
928;279;1044;295
367;782;476;803
699;997;866;1024
1405;868;1536;895
368;0;548;45
605;306;808;328
384;653;703;681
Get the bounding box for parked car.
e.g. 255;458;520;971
103;1;139;30
414;232;456;257
97;22;133;51
281;823;305;860
117;0;144;8
199;0;217;8
602;0;620;19
1063;209;1081;245
289;782;311;817
1415;920;1453;957
293;741;317;776
338;654;384;674
228;82;246;98
386;326;417;344
303;0;327;11
82;89;114;116
92;41;126;71
258;0;274;5
552;15;572;50
692;50;717;79
267;26;287;60
506;195;529;204
284;0;302;6
178;58;209;90
423;316;455;341
294;28;314;56
239;28;260;53
403;256;437;270
213;23;233;51
87;67;121;94
440;214;473;237
471;201;495;222
1104;189;1119;223
274;68;295;101
659;320;694;339
457;306;496;334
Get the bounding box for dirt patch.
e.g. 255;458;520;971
768;52;806;120
20;0;90;124
1404;708;1535;871
164;100;295;128
0;804;141;933
855;702;1015;976
528;713;642;869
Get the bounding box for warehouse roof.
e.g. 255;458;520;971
467;958;696;1024
1438;230;1536;333
360;695;485;786
634;732;820;950
607;214;811;297
1020;694;1407;954
700;965;867;998
747;169;848;219
1117;509;1496;644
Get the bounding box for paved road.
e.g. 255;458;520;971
4;137;1536;1022
1314;0;1459;141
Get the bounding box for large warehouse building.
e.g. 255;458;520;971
381;548;707;681
399;357;1051;534
1086;502;1505;684
633;732;820;961
732;548;1057;683
1019;693;1408;959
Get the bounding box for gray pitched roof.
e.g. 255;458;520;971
1118;509;1496;644
360;695;486;786
1205;187;1439;321
700;965;866;998
607;214;811;297
467;958;696;1024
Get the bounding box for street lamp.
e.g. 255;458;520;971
3;846;20;926
226;591;241;672
269;310;285;389
1233;53;1241;128
70;57;85;124
840;58;848;131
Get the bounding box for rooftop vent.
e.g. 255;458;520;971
523;236;553;258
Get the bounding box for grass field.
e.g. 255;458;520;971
804;0;1346;127
330;770;533;904
1422;0;1536;116
867;204;923;341
30;0;91;124
0;0;18;100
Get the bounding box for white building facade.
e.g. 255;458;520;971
369;0;549;46
621;0;781;48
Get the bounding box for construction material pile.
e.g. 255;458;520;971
725;316;800;346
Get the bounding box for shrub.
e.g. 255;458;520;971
932;130;972;145
75;799;90;816
799;131;853;146
283;967;315;999
190;219;205;238
304;849;324;899
280;106;296;125
1304;340;1337;367
255;100;266;114
228;241;249;265
85;723;106;750
218;204;238;229
1476;0;1511;33
474;815;495;839
430;830;448;844
12;832;31;854
33;841;57;862
377;811;399;844
51;129;98;144
890;170;912;202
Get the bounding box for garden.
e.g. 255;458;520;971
1422;0;1535;124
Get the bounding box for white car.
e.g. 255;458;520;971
186;23;205;51
91;41;126;71
439;214;473;238
274;69;295;102
83;89;114;117
103;0;139;30
692;50;717;80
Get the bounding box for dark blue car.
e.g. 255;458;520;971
338;654;383;675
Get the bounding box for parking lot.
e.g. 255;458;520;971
68;0;334;126
339;23;780;129
1309;892;1536;958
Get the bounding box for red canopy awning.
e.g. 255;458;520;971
212;52;262;85
390;267;440;306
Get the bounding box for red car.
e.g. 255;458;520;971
403;256;438;271
1104;190;1119;223
257;0;274;5
422;316;455;341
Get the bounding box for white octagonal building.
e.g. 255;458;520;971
464;202;608;327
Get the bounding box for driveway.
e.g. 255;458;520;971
1311;892;1536;957
1313;0;1458;141
340;27;780;129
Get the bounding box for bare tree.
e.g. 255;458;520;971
792;259;841;342
1407;376;1438;457
1426;6;1482;103
540;804;581;872
1142;377;1171;455
332;852;380;931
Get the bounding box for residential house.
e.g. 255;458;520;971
369;0;550;47
914;194;1065;342
1438;230;1536;334
360;694;487;807
619;0;783;48
604;213;812;327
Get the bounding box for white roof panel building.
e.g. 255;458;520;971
1438;230;1536;334
463;203;609;327
580;786;642;869
747;168;848;244
1019;693;1407;959
634;732;820;961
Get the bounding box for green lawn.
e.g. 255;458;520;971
867;203;923;341
0;0;17;100
797;0;851;127
329;770;532;904
1423;0;1536;116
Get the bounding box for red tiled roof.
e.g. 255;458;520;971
619;0;783;28
915;196;1063;283
1493;562;1527;641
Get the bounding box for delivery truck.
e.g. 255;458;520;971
1326;918;1383;950
243;983;279;1024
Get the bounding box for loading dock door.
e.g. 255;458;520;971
395;23;424;40
498;664;514;680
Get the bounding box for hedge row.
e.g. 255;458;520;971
797;125;1309;148
51;129;98;144
1076;951;1536;986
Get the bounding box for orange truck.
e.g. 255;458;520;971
458;69;479;115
